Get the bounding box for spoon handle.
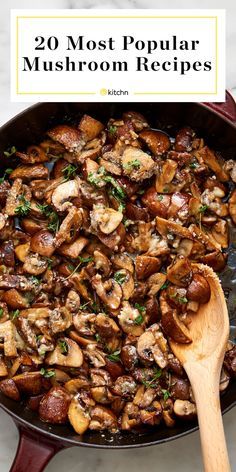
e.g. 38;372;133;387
186;364;231;472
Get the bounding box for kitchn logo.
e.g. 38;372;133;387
100;88;129;96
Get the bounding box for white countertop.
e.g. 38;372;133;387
0;1;236;471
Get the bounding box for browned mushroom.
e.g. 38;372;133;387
94;313;120;338
30;230;55;257
186;273;211;304
167;257;192;287
122;147;155;181
173;399;197;420
10;165;49;181
46;338;83;367
92;274;122;310
68;398;90;434
89;405;117;431
48;125;85;154
79;114;104;141
90;204;123;235
139;130;171;155
39;386;71;423
0;321;17;356
135;256;161;280
0;379;20;401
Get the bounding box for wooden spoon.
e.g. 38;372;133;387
169;264;231;472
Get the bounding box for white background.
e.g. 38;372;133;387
11;9;225;102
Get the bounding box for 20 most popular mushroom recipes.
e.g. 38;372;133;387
0;111;235;434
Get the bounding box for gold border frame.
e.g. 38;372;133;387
15;15;218;96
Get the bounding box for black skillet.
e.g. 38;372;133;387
0;94;235;472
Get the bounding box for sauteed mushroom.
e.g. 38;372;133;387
0;109;234;437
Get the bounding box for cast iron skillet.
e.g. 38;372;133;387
0;94;235;472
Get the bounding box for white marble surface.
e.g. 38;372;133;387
0;1;236;471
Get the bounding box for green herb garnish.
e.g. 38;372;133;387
104;175;125;200
107;350;121;362
58;339;68;354
4;146;17;158
134;303;146;314
40;368;55;378
46;258;53;269
189;162;198;169
142;368;163;388
160;281;169;290
123;159;141;171
95;333;101;342
134;313;144;325
158;195;164;201
108;125;117;135
0;168;13;184
199;205;208;214
10;309;20;320
178;296;188;304
0;308;4;318
162;389;170;402
114;271;126;285
36;203;60;233
78;256;93;264
62;164;77;180
15;195;31;217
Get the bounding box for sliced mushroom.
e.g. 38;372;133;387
0;321;17;356
79;114;104;141
23;253;48;275
15;242;30;262
194;146;228;182
89;405;117;431
46;338;83;367
49;307;72;334
52;179;79;212
142;187;171;218
92;274;122;310
156;216;193;240
55;207;83;247
147;273;167;297
68;398;90;434
112;253;134;274
3;289;29;309
73;313;96;336
155;160;178;193
48;125;85;154
137;327;168;368
94;250;111;277
122;146;155;181
94;313;120;338
113;269;134;300
118;301;145;336
10;165;49;181
135;256;161;280
173;399;197;420
167;257;192;287
161;309;191;344
90;204;123;235
12;371;47;395
84;344;106;367
139;130;170;155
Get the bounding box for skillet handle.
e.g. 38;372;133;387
203;90;236;123
10;425;65;472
